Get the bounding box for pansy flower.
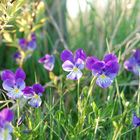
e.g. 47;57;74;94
1;68;26;99
0;108;14;140
23;84;44;108
132;113;140;127
124;49;140;75
86;54;119;88
60;48;86;80
19;33;37;52
13;33;37;64
38;54;55;71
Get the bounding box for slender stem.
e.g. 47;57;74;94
120;127;135;137
112;126;123;140
111;79;122;117
77;79;80;125
87;76;96;98
49;88;53;140
16;99;20;127
94;116;100;139
77;79;80;101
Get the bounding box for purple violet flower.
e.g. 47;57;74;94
133;113;140;127
60;48;87;80
19;33;37;52
86;54;119;88
15;33;37;64
0;108;14;140
23;84;44;108
38;54;55;71
124;49;140;75
1;68;26;99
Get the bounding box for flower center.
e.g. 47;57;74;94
34;94;39;99
100;74;106;79
14;88;19;93
73;67;78;72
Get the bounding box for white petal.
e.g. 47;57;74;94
2;80;14;92
7;89;23;99
28;95;42;108
96;74;113;88
67;70;82;80
62;60;74;72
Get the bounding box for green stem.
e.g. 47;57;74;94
77;79;80;101
94;116;100;139
87;76;96;98
17;99;20;118
111;79;122;117
120;127;135;137
49;88;53;140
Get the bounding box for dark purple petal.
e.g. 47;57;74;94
15;68;26;80
96;74;113;88
75;48;86;61
38;54;54;63
2;79;15;91
134;49;140;64
104;61;119;77
38;55;47;63
23;86;34;96
33;84;44;94
1;70;15;81
86;56;98;70
92;61;105;75
133;113;140;127
103;54;118;63
0;108;14;122
60;50;73;62
62;60;74;72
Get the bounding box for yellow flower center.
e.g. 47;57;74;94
73;67;78;72
14;88;19;93
100;74;106;79
34;94;39;99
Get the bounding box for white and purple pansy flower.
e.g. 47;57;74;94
38;54;55;71
60;48;87;80
124;49;140;75
86;54;119;88
1;68;26;99
23;84;44;108
0;108;14;140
